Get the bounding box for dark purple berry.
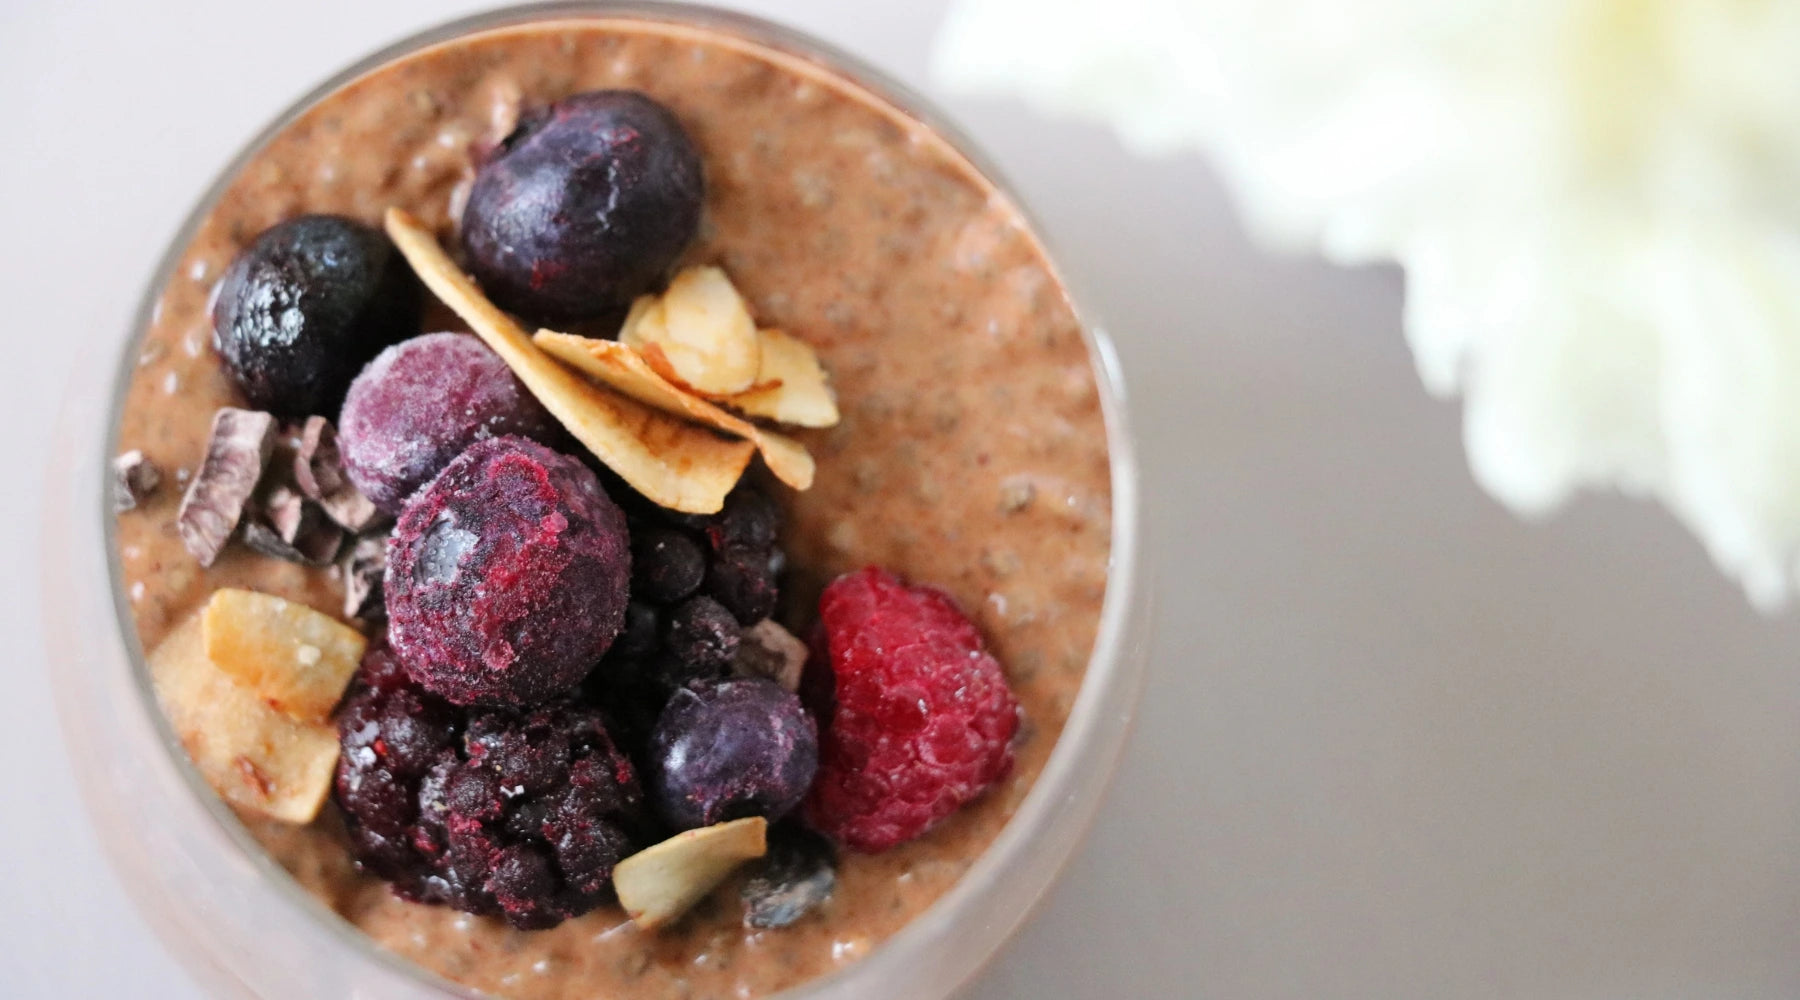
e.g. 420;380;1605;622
742;825;837;929
665;596;741;673
647;677;818;830
486;844;560;929
385;437;630;707
339;333;556;514
461;90;703;322
333;655;647;930
705;546;779;625
615;601;661;658
707;486;781;553
213;214;420;416
632;527;705;604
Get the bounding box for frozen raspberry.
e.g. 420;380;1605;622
334;648;646;929
801;568;1020;853
386;436;630;707
647;677;817;830
339;333;556;514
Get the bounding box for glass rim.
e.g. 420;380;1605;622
98;4;1147;997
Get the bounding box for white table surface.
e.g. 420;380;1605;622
6;2;1800;998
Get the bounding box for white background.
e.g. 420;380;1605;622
6;1;1800;998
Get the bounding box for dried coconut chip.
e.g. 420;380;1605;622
722;329;840;429
614;817;768;931
383;208;755;515
178;408;277;566
534;331;814;490
201;588;366;724
149;612;339;823
294;416;380;532
620;266;762;396
112;450;162;513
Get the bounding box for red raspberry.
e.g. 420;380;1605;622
802;567;1020;852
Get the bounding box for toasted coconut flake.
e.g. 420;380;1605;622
614;817;769;931
620;266;761;395
383;208;754;514
534;331;814;490
202;588;366;724
723;329;840;428
150;612;340;823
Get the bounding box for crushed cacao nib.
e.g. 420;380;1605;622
732;619;808;692
111;450;162;513
741;825;836;929
242;485;343;566
340;531;389;621
294;416;381;532
176;408;277;566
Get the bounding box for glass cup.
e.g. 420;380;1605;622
42;3;1151;997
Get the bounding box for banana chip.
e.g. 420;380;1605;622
534;331;814;490
383;209;753;514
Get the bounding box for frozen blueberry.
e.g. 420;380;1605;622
615;601;661;659
632;527;706;605
741;825;836;929
706;486;781;554
664;595;741;674
385;437;631;707
705;546;779;625
339;333;556;514
213;214;420;416
461;91;704;322
646;677;818;830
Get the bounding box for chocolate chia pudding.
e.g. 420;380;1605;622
110;12;1112;1000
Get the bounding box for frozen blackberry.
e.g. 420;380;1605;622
334;646;647;929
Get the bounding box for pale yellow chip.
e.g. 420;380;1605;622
150;611;339;824
383;209;754;514
201;588;366;724
614;817;768;930
723;328;841;428
620;266;761;396
535;331;814;491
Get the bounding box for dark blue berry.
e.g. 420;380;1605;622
647;677;818;830
632;527;706;605
212;214;420;416
705;546;779;625
665;596;740;673
461;90;703;322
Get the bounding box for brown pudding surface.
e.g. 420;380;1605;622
114;17;1111;1000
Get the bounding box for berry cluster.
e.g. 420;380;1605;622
334;644;648;930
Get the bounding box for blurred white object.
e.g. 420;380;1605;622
936;0;1800;607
